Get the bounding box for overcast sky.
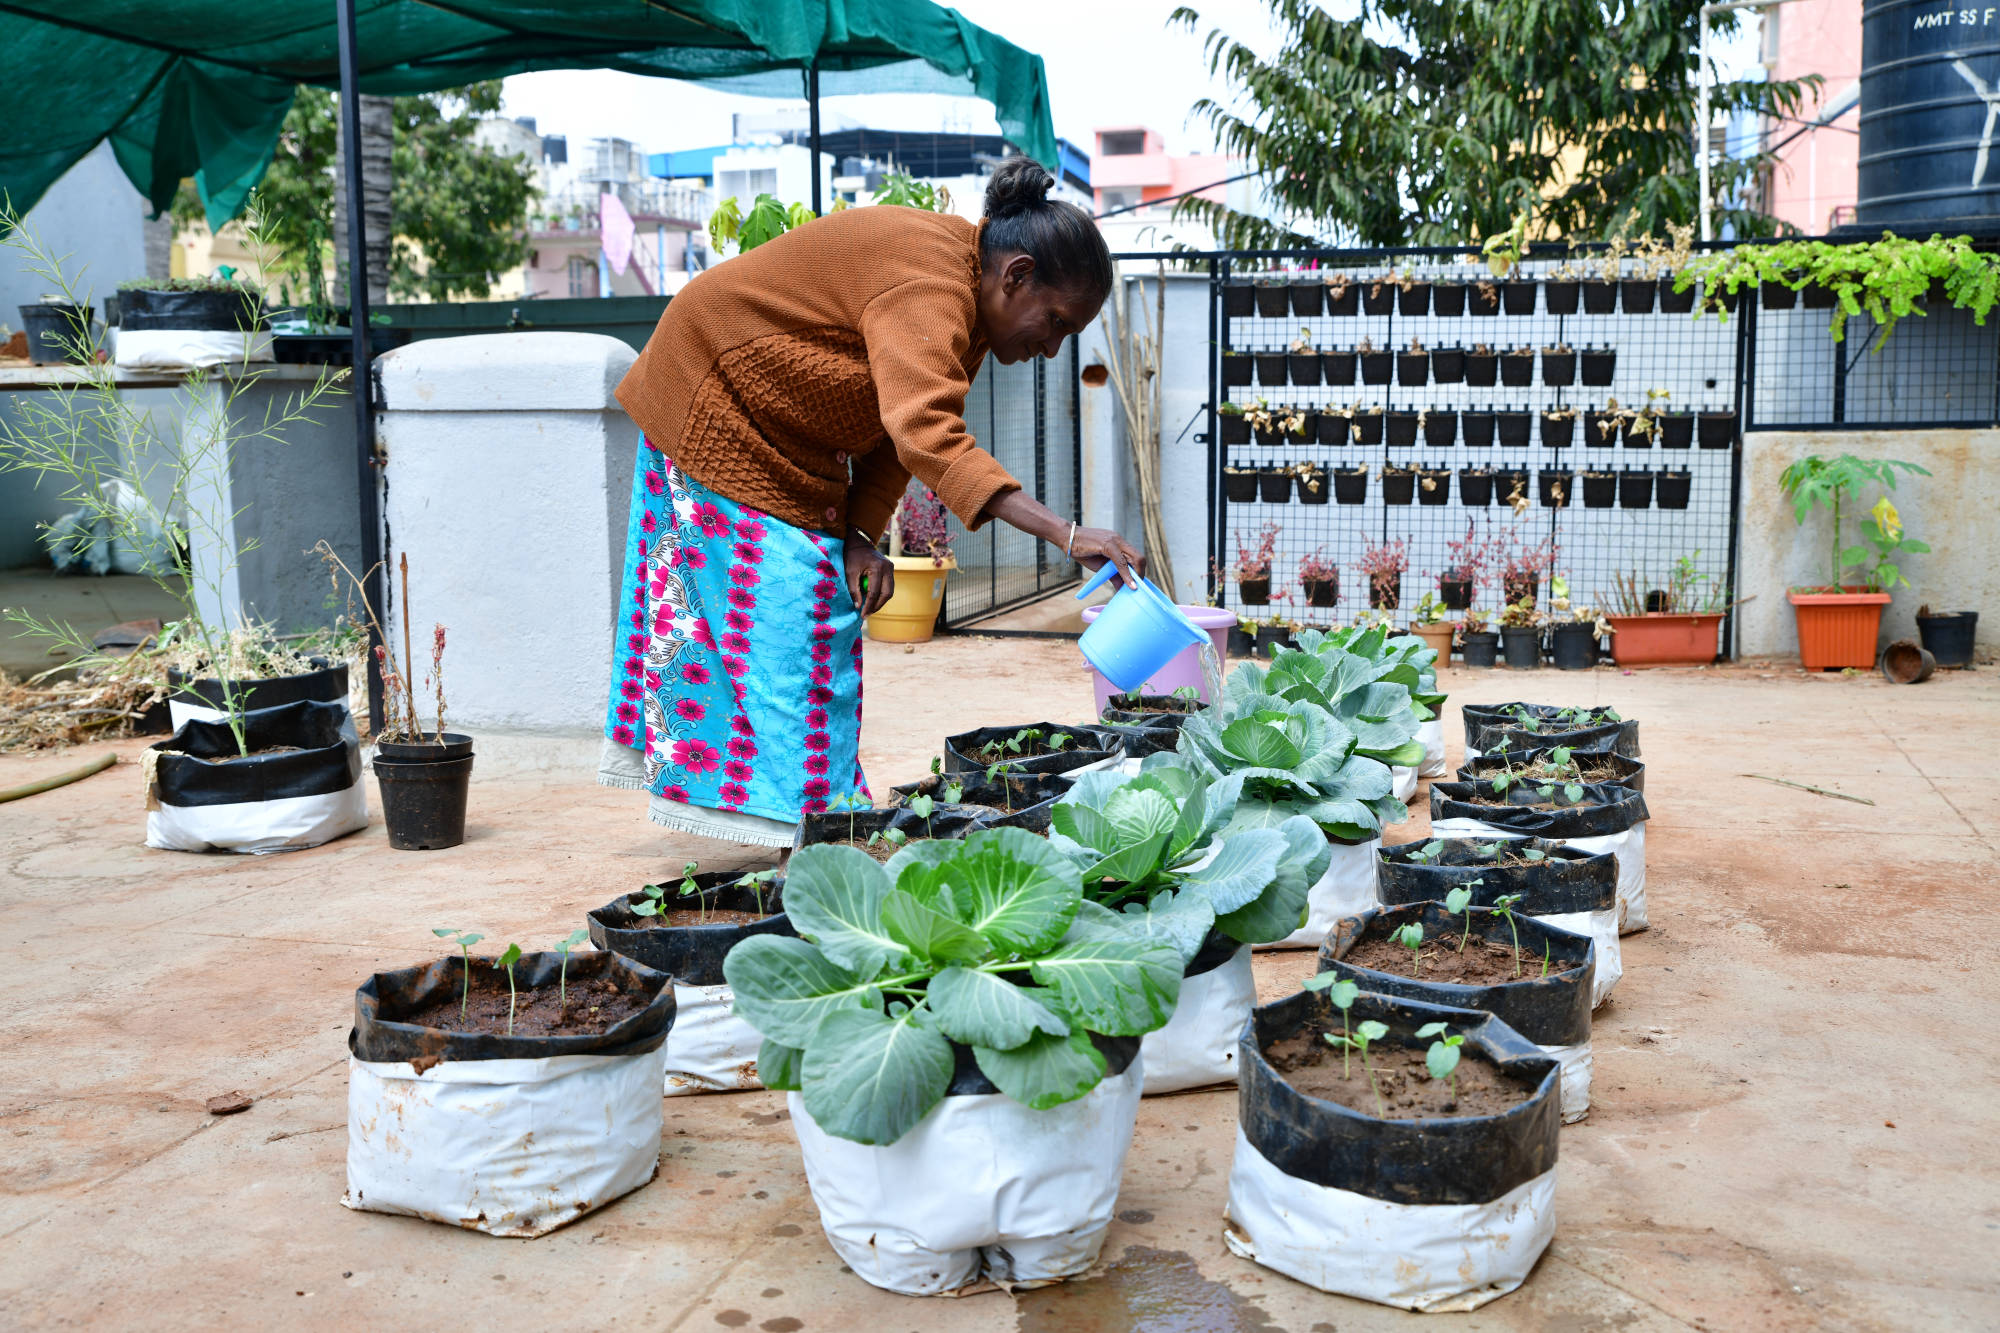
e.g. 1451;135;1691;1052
501;1;1761;161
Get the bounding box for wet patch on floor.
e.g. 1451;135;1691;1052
1014;1247;1281;1332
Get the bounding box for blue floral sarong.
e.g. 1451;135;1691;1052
601;439;869;836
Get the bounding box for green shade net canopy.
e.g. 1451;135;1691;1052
0;0;1058;228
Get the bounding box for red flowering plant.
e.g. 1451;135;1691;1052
1358;538;1409;607
1494;528;1560;608
1233;521;1280;582
1439;521;1497;600
883;485;954;567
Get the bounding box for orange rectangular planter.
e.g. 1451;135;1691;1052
1787;588;1891;670
1604;613;1723;666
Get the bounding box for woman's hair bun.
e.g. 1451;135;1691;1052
984;157;1055;219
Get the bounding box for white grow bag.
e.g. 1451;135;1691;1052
1224;1129;1556;1312
1260;836;1380;951
1429;820;1623;1009
788;1060;1144;1295
113;327;273;370
1140;946;1255;1094
1417;718;1447;777
1391;764;1418;803
144;699;367;855
663;982;764;1095
342;1046;667;1238
1433;814;1646;937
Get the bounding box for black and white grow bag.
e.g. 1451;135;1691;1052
792;801;997;854
1225;990;1560;1312
165;659;350;732
343;950;675;1237
888;768;1075;822
789;1036;1143;1295
588;871;792;1096
1458;746;1646;794
1141;928;1256;1094
1320;901;1597;1122
941;722;1123;777
1378;837;1622;1009
1461;702;1639;760
1430;781;1651;937
144;699;366;854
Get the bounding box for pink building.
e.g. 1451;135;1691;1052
1763;0;1861;235
1091;126;1235;216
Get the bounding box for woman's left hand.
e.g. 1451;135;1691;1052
844;530;896;617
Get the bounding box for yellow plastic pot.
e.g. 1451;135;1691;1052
865;556;955;643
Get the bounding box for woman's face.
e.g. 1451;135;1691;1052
978;251;1104;364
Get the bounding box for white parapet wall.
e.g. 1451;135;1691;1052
376;332;638;736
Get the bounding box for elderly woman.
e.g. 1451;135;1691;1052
599;158;1142;848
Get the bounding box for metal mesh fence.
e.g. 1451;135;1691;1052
1747;297;2000;428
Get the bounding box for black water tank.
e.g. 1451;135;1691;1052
1859;0;2000;232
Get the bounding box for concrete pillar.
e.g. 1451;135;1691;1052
375;332;638;736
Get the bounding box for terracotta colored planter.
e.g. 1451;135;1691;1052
1605;612;1724;667
1788;589;1891;670
1412;623;1454;664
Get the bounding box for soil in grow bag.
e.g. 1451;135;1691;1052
1423;410;1458;449
1462;411;1496;448
1496;412;1531;449
1459;468;1495;507
1382;466;1416;505
1333;467;1369;503
1656;470;1692;509
945;723;1119;775
797;803;998;861
1580;279;1617;314
1255;283;1291;317
1359;349;1393;384
1462;703;1638;758
1580;348;1616;386
1542;348;1576;386
1430;346;1466;383
1465;349;1499;386
1538;469;1573;508
1398;282;1432;317
1432;281;1468;316
397;964;657;1037
1385;412;1419;447
1223;468;1259;503
1255;352;1288;386
1618;278;1657;314
357;950;674;1056
591;871;789;954
1501;279;1538;316
1354;412;1385;446
1541;413;1576;449
1101;692;1205;721
1291;281;1325;317
1499;349;1536;387
1362;279;1397;316
1699;411;1737;448
1581;471;1616;507
1417;466;1452;504
1657;412;1694;448
1322;349;1358;386
1263;1024;1538;1119
1467;280;1501;315
1289;351;1322;386
895;767;1075;815
1618;469;1653;508
1225;284;1255;318
1259;468;1294;503
1397;350;1429;386
1222;352;1254;386
1460;749;1645;794
1544;279;1581;315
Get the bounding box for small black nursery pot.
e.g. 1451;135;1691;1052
1354;411;1385;446
1540;413;1575;449
1432;281;1468;316
1618;278;1657;314
1259;467;1294;504
1500;349;1536;387
1496;411;1532;449
1658;276;1697;314
1223;468;1259;503
1655;469;1692;509
1289;351;1322;386
1291;280;1326;317
1386;411;1419;447
1326;280;1361;316
1459;629;1500;667
1502;279;1539;315
1467;280;1501;315
1465;348;1499;386
1618;469;1653;509
1580;279;1617;314
1255;282;1291;317
1398;282;1432;317
1549;622;1596;669
1537;468;1573;508
1397;349;1430;386
1430;345;1466;383
1541;349;1576;387
1543;279;1580;315
1462;410;1496;448
1424;410;1459;449
1335;466;1369;504
1698;411;1737;449
1322;349;1358;386
1256;351;1289;386
1501;626;1542;668
1222;351;1254;386
1359;349;1394;384
1362;278;1397;315
1224;284;1255;318
1581;470;1616;508
1656;412;1694;449
1417;465;1452;505
1382;466;1417;505
1579;348;1617;386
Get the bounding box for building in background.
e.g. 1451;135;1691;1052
1088;126;1241;252
1759;0;1860;234
523;133;710;297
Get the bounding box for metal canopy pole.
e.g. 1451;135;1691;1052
336;0;385;734
808;62;823;215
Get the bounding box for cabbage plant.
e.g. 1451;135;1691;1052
1176;693;1407;841
1048;760;1331;951
724;829;1182;1146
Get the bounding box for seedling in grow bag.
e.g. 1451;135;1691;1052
736;867;780;916
554;929;589;1014
1301;974;1362;1075
941;781;965;804
907;792;937;838
494;942;523;1036
1323;1018;1390;1115
867;827;909;851
432;928;486;1021
1391;921;1425;974
633;860;706;924
1492;892;1527;976
1444;881;1482;952
1416;1021;1465;1102
1406;839;1445;864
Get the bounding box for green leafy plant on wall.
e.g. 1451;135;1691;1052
1677;233;2000;347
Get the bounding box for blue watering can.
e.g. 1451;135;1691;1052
1075;564;1209;694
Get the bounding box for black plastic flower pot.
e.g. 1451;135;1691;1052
1287;415;1314;445
1240;577;1272;606
1417;467;1452;505
1302;576;1340;609
1462;411;1496;448
1223;470;1259;503
1502;573;1537;607
1255;352;1288;386
1291;282;1325;317
1386;412;1419;447
1398;282;1432;316
1359;351;1394;385
1253;623;1294;656
1222;354;1255;388
588;872;793;986
1254;423;1284;447
1459;468;1495;507
1658;276;1697;313
1396;351;1430;386
375;754;474;851
1220;414;1251;445
1501;627;1542;668
1289;352;1322;386
1540;414;1576;449
1423;410;1459;449
1259;469;1294;504
1657;412;1694;449
19;301;91;364
1541;350;1576;386
1581;472;1616;508
1502;279;1538;315
1429;346;1466;383
1656;470;1692;509
1587;411;1623;448
1354;413;1384;446
1622;415;1653;449
1382;468;1417;505
1325;282;1360;316
1618;470;1654;509
1224;284;1256;318
1296;467;1331;505
1465;351;1498;387
1369;576;1403;611
1580;279;1618;314
1459;630;1500;667
1227;626;1255;657
1618;278;1657;315
1543;280;1581;315
1494;468;1529;508
1362;280;1397;316
1698;411;1737;449
1537;469;1573;508
1802;281;1837;310
1580;349;1616;386
1703;282;1741;313
1467;281;1501;316
1496;411;1532;448
1322;349;1357;385
1916;611;1979;668
1500;351;1536;387
1333;467;1369;504
1316;414;1351;446
1432;281;1468;316
1255;285;1291;317
1760;280;1798;310
1439;576;1474;611
376;732;474;763
1550;623;1597;670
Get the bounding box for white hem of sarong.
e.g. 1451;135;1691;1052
603;736;797;846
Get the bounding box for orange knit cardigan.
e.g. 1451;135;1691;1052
614;206;1021;539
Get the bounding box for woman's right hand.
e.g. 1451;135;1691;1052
1069;526;1147;589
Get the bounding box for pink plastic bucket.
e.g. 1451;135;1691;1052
1080;603;1236;715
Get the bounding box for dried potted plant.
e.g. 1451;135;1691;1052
1382;461;1417;505
1397;337;1430;386
1324;269;1359;316
1605;554;1731;667
1295;460;1330;505
1235;522;1279;605
1357;337;1393;385
1541;342;1576;387
1498;533;1559;608
1361;539;1409;612
1464;340;1499;386
1217;399;1251;444
1287;326;1322;385
1438;524;1489;610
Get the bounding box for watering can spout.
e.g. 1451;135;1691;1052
1076;563;1124;600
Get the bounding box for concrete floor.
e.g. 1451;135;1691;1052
0;566;187;678
0;639;1994;1331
